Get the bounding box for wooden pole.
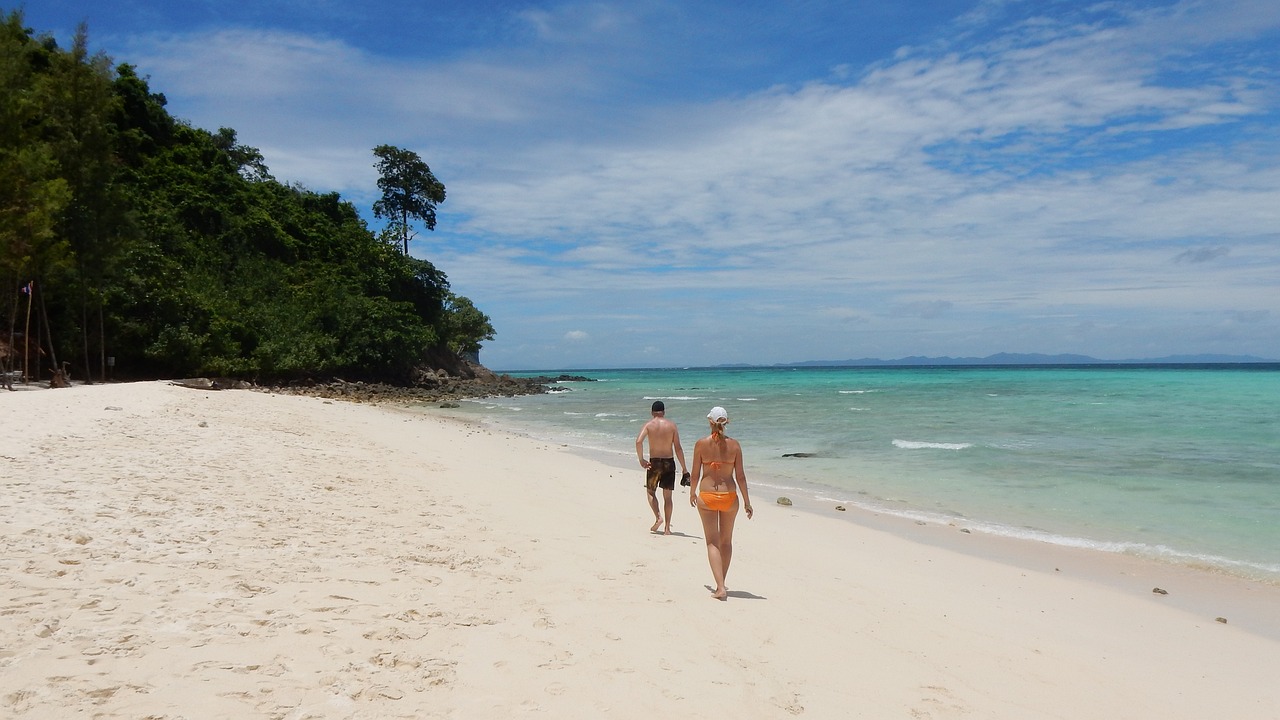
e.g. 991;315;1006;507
23;281;33;383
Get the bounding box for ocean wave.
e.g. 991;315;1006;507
642;395;704;401
949;522;1280;582
892;439;972;450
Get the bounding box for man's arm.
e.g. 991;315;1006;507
636;423;650;467
673;425;687;473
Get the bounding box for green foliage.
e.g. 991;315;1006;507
0;10;491;382
0;11;71;282
442;293;495;355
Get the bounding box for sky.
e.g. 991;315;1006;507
19;0;1280;370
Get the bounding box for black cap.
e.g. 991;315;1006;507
651;400;665;412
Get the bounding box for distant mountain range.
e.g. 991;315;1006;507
777;352;1277;367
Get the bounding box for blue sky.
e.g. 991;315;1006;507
22;0;1280;370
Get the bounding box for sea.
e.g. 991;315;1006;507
441;365;1280;583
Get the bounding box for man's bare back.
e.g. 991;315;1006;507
639;416;679;459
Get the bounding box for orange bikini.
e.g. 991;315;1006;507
699;460;737;511
699;491;737;511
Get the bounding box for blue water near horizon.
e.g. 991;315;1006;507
444;365;1280;583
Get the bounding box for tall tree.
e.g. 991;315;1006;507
371;144;445;255
0;11;71;379
49;23;125;383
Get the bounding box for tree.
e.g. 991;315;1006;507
371;144;445;255
49;23;126;383
442;292;494;356
1;12;68;276
0;11;72;380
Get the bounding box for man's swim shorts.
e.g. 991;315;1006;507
645;457;677;491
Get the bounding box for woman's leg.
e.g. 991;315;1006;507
697;506;727;599
718;501;740;587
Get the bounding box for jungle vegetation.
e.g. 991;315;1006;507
0;10;494;384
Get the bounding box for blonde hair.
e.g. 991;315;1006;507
710;418;728;440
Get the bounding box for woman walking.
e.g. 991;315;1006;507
689;406;753;600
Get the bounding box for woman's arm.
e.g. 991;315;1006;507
733;440;752;519
689;439;703;507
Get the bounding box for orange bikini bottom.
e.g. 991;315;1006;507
699;491;737;512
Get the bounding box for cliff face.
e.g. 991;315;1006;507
417;347;483;380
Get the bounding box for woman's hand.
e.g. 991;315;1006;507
744;503;753;519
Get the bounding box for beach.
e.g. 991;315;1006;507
2;381;1278;719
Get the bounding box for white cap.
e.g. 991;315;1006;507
707;406;729;422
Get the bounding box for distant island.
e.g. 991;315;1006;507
776;353;1277;367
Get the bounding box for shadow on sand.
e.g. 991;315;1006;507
650;530;699;538
704;585;767;600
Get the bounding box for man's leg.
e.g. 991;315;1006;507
661;487;674;534
647;487;662;532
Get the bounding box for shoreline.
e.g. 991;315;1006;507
4;381;1279;718
476;366;1280;591
444;402;1280;644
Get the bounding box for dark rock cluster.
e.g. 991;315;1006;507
261;371;552;405
175;362;596;405
524;374;595;384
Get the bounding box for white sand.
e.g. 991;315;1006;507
2;381;1278;719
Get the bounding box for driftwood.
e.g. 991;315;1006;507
169;378;254;391
49;362;71;389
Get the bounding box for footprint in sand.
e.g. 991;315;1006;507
537;650;574;670
234;580;272;597
771;691;805;715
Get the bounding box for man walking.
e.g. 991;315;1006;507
636;401;687;534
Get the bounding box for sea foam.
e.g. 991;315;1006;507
893;439;972;450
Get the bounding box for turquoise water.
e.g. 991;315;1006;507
449;366;1280;582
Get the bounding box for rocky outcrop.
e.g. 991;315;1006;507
524;374;595;384
187;351;591;405
259;362;554;405
262;374;549;405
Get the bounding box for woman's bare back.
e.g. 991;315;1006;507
696;436;741;492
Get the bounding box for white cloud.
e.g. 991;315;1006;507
114;0;1280;367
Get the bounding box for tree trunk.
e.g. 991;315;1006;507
38;281;59;372
401;207;410;254
80;282;93;385
98;302;106;383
